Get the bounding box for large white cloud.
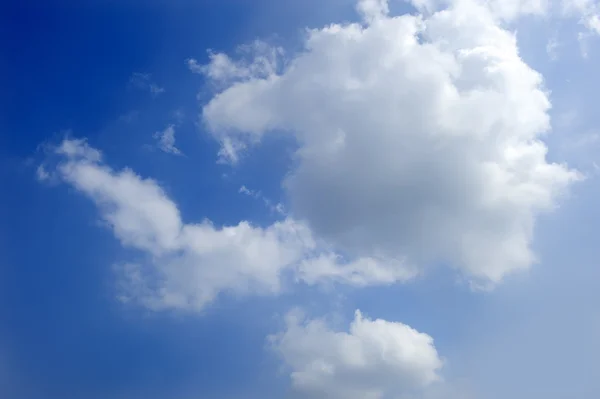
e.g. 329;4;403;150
269;309;443;399
201;0;580;287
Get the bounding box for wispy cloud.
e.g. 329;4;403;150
239;185;285;215
129;72;165;97
546;36;560;60
153;125;182;155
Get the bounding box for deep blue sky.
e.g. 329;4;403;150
2;1;600;399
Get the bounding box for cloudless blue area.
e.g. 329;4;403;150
1;1;599;398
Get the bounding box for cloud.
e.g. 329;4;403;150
485;0;549;20
239;185;286;215
558;0;600;56
546;36;560;60
187;41;283;86
153;125;182;155
410;0;549;20
200;0;580;287
36;165;50;181
563;0;600;34
269;309;443;399
129;72;165;97
45;139;314;310
42;139;415;311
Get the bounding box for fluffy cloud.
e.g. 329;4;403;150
201;0;580;287
46;139;314;310
270;309;443;399
43;139;412;310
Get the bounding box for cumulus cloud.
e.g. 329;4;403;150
200;0;580;287
269;309;443;399
42;139;411;310
153;125;182;155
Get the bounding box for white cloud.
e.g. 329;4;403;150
563;0;600;33
356;0;390;23
558;0;600;56
269;309;443;399
186;58;204;74
47;139;315;310
239;185;287;215
153;125;182;155
201;0;580;287
44;139;412;310
188;40;283;86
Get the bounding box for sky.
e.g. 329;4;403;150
1;0;600;398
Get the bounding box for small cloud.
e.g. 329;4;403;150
546;37;559;61
186;58;204;74
187;41;284;84
239;185;260;198
129;72;165;97
217;137;245;164
238;185;286;215
36;165;50;181
153;125;182;155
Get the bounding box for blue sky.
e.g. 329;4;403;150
2;1;600;398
